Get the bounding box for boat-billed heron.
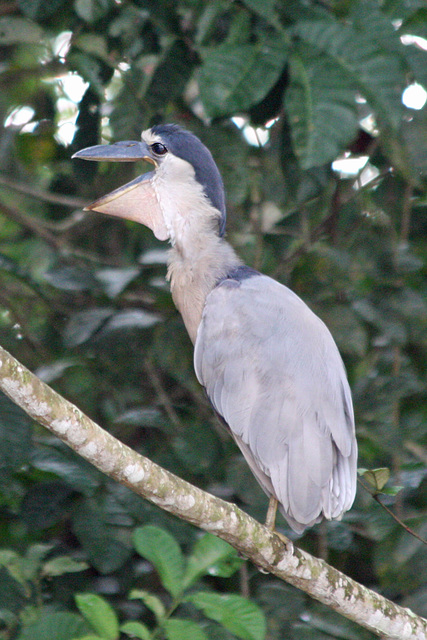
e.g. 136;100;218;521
73;124;357;534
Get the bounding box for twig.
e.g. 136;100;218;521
143;358;183;431
0;344;426;640
239;562;250;599
0;198;123;266
0;201;59;248
0;174;87;209
358;477;427;546
404;441;427;465
374;495;427;546
400;183;414;245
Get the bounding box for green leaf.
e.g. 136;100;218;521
286;47;359;168
16;611;90;640
380;485;404;497
128;590;166;622
359;467;391;492
403;42;427;87
0;549;25;586
0;17;43;44
42;556;89;577
74;34;110;62
72;499;132;574
63;308;114;347
195;2;230;46
172;417;220;474
74;0;112;23
351;0;407;57
120;621;151;640
187;592;266;640
109;66;146;139
23;544;54;581
144;39;195;110
100;310;161;335
317;303;368;358
68;52;112;96
296;605;372;640
402;104;427;177
224;9;251;45
2;545;53;590
0;609;17;628
14;131;57;167
199;34;288;118
44;264;99;292
377;123;421;186
31;443;101;494
18;0;69;20
133;526;184;598
241;0;281;28
0;391;32;472
202;125;250;207
164;619;209;640
75;593;119;640
95;267;140;298
183;534;242;589
114;407;165;429
293;17;405;129
400;7;427;41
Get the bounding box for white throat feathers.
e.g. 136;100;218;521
148;156;239;342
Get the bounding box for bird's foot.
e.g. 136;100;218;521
272;529;294;554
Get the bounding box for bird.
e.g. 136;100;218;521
73;124;357;534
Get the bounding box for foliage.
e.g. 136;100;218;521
1;526;260;640
0;0;426;638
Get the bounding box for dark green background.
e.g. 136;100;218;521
0;0;426;638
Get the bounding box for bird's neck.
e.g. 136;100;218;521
152;171;241;342
167;227;240;343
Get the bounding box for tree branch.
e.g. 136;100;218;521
0;344;425;640
0;174;87;209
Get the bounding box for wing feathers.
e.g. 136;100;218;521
194;273;357;532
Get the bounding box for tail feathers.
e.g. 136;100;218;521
231;430;356;534
275;439;357;532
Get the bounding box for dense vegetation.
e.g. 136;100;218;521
0;0;426;638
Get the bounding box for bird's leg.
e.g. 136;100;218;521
265;496;278;530
265;496;294;552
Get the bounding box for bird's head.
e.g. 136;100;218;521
73;124;227;243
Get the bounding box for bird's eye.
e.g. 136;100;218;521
151;142;168;156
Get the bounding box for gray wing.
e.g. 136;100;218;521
194;273;357;533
